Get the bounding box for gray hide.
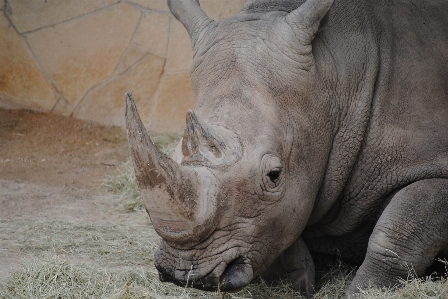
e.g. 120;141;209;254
125;0;448;297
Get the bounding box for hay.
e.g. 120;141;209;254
358;260;448;299
14;254;444;299
103;160;142;212
11;218;158;266
359;277;448;299
0;256;308;299
3;132;447;298
2;215;447;299
313;261;355;299
0;215;309;298
149;134;181;158
0;257;216;299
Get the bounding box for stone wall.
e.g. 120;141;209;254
0;0;246;133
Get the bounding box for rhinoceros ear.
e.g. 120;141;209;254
285;0;334;46
168;0;214;47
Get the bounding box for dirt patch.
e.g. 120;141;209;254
0;109;131;282
0;109;129;190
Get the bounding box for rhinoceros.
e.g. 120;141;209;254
125;0;448;296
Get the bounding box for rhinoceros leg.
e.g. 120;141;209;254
346;179;448;297
262;237;315;298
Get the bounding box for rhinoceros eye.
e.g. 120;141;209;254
267;169;281;183
261;154;283;195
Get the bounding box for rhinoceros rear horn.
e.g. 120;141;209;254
285;0;334;46
167;0;213;46
181;110;242;166
125;91;218;246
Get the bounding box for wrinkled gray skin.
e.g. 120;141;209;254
125;0;448;297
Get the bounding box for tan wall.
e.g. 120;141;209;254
0;0;246;133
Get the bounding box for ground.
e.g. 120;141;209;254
0;109;131;282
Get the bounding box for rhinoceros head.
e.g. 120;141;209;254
126;0;334;292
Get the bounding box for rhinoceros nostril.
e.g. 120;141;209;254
219;257;254;292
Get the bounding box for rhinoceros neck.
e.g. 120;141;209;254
308;0;448;237
305;1;382;225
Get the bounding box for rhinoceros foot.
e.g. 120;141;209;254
346;179;448;297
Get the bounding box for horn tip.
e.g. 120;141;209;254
125;89;141;132
125;90;138;116
125;90;134;103
186;109;194;119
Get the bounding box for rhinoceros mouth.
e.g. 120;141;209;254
157;265;221;291
154;241;254;292
156;256;253;292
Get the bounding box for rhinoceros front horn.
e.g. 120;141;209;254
125;91;218;246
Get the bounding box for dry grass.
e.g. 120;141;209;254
357;261;448;299
0;216;309;299
0;256;214;299
103;160;142;211
1;205;447;299
12;218;158;266
313;261;355;299
2;134;447;298
0;255;346;299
